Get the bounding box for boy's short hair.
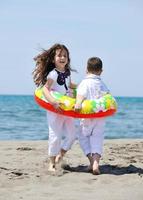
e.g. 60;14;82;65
87;57;102;73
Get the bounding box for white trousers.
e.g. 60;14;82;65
77;118;105;156
47;111;76;156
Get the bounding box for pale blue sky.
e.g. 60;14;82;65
0;0;143;96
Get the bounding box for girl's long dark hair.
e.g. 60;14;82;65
33;43;73;87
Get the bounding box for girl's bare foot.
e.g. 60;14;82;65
55;154;63;164
48;156;56;174
55;148;67;166
48;163;56;175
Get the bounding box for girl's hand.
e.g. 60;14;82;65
52;101;64;113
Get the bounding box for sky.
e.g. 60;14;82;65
0;0;143;97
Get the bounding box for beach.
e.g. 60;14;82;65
0;139;143;200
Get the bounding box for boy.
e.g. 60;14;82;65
74;57;109;175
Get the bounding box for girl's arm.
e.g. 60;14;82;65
69;76;77;89
69;82;77;89
43;79;60;106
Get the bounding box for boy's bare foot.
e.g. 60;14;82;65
84;165;92;172
86;153;93;169
92;160;100;175
92;153;101;175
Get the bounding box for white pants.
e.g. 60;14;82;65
47;111;76;156
77;118;105;156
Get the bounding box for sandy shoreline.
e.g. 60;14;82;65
0;139;143;200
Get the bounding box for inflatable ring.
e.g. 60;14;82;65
34;87;117;118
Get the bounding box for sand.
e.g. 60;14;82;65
0;139;143;200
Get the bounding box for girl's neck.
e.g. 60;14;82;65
55;67;65;72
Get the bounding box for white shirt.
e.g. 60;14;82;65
77;74;109;100
47;69;71;95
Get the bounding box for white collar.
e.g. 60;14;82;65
86;74;101;80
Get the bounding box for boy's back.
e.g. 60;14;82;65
77;74;109;100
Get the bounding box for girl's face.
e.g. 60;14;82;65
54;49;68;71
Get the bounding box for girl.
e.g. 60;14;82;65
33;43;77;173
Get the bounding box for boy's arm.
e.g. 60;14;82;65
74;80;87;112
74;94;85;111
100;81;110;96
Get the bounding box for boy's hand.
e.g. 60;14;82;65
74;103;82;112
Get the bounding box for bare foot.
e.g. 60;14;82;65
86;153;93;172
56;148;67;164
55;154;63;164
56;155;66;171
48;163;56;175
92;160;100;175
83;166;91;173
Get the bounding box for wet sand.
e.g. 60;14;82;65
0;139;143;200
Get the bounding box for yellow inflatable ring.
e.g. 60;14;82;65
34;87;117;118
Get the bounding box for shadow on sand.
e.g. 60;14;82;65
63;164;143;175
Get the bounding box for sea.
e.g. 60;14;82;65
0;95;143;140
